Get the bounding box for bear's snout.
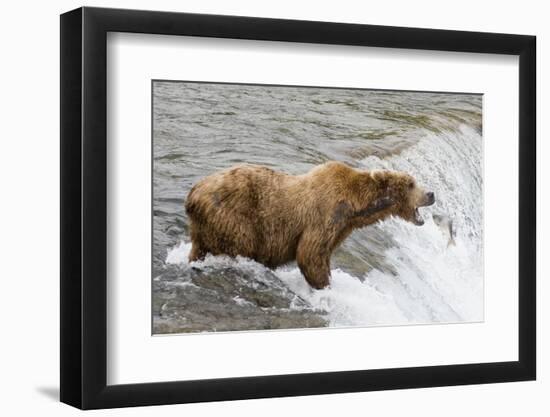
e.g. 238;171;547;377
425;191;435;206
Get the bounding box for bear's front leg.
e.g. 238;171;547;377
296;229;332;289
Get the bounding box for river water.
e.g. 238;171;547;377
152;81;483;334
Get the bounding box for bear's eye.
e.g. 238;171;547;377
408;181;414;189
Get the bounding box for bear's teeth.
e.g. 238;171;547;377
413;208;424;226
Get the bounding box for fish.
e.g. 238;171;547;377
432;214;456;247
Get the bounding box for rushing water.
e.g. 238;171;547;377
152;81;483;334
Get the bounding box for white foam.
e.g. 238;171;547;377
275;267;408;326
165;241;192;264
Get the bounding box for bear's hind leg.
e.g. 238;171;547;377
188;222;207;262
188;242;206;262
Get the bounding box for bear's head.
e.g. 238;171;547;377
356;170;435;226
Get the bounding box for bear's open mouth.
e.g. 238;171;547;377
413;191;435;225
413;208;425;226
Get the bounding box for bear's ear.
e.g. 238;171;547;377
371;171;389;188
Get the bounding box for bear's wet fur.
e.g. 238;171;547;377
185;161;434;289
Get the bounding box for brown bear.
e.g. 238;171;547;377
185;161;435;289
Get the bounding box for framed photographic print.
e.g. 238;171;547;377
60;6;536;409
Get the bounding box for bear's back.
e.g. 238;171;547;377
186;164;289;214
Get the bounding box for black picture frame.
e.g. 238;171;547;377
60;6;536;410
